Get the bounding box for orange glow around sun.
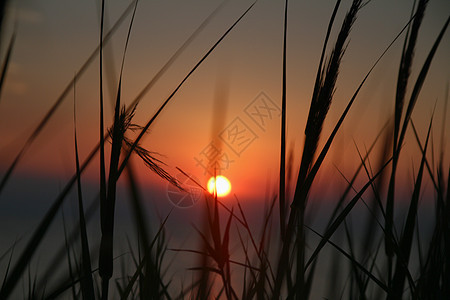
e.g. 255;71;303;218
207;176;231;197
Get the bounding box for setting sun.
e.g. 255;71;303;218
207;176;232;197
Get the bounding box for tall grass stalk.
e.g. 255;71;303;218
386;0;428;264
279;0;288;241
73;74;95;300
274;1;362;297
61;212;78;300
99;2;139;297
387;12;450;291
99;1;107;275
273;0;422;296
388;117;433;299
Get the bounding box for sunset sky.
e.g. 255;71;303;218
0;0;449;203
0;1;449;298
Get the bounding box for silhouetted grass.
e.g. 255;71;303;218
73;74;95;300
0;29;14;101
279;0;288;241
274;1;363;297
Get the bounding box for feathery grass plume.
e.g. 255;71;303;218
299;0;352;191
122;135;182;190
273;0;362;297
73;73;95;300
386;0;428;261
295;0;427;217
273;6;430;296
99;2;138;297
387;117;433;299
279;0;288;240
99;100;129;299
275;0;344;294
304;27;416;300
0;0;138;196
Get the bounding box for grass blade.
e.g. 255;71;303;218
306;225;389;293
305;155;393;271
99;2;138;298
0;30;14;102
99;0;107;262
120;213;172;300
1;239;17;292
274;0;416;295
279;0;289;240
73;74;95;300
126;162;169;299
62;212;78;300
388;117;433;299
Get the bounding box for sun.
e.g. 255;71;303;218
207;176;231;197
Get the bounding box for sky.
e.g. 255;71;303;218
0;0;448;297
0;0;448;202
